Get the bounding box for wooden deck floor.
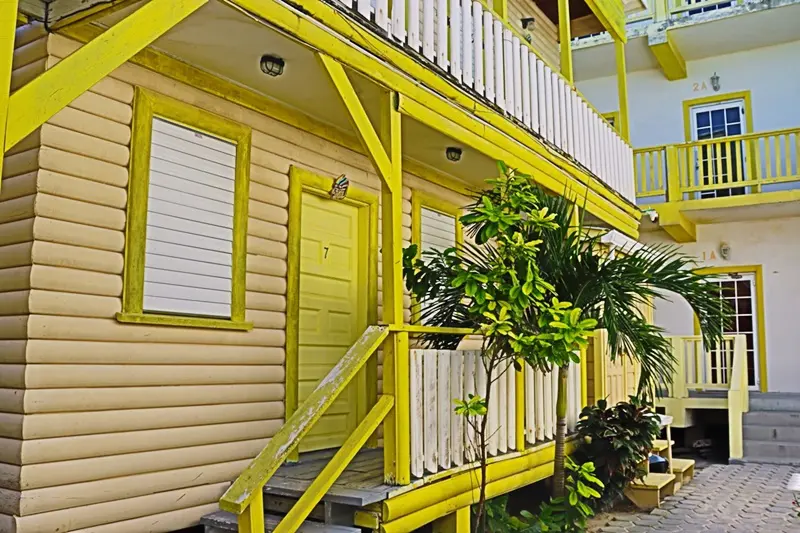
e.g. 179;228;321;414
265;448;394;507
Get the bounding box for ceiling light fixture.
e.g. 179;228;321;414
260;54;285;77
446;147;463;162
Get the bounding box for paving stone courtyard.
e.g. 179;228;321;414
596;464;800;532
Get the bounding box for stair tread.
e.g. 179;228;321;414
652;439;674;452
201;511;361;532
670;458;695;473
630;473;676;490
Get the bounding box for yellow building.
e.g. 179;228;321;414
2;0;642;531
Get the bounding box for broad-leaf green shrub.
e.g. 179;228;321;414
574;397;661;506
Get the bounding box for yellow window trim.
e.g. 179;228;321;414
682;90;753;142
285;166;380;436
602;111;620;132
117;86;253;331
410;191;464;324
693;264;767;393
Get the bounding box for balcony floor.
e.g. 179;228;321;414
265;448;393;507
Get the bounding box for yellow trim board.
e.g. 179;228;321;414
649;30;686;81
381;439;578;531
0;0;17;192
5;0;207;151
682;90;753;142
653;203;696;243
694;265;768;393
224;0;640;222
584;0;627;42
285;166;380;426
119;87;252;330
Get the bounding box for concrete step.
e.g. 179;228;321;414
202;511;361;533
748;393;800;412
737;456;800;466
743;410;800;427
744;424;800;442
743;439;800;460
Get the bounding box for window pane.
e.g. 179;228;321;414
737;316;753;333
736;280;751;296
726;107;740;122
727;123;742;136
736;297;752;315
696;112;710;128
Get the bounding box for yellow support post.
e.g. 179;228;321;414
320;53;408;484
0;0;19;192
580;345;588;407
237;490;264;533
432;506;471;533
515;362;525;451
5;0;207;152
558;0;573;84
614;39;630;142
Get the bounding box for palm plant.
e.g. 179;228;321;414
406;163;728;502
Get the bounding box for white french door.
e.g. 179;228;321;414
707;274;760;390
690;99;748;199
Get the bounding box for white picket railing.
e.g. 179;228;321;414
409;349;583;477
409;350;519;477
524;361;582;445
336;0;636;203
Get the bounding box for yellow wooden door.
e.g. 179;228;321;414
298;192;365;452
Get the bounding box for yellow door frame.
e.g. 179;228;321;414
695;264;767;393
286;166;379;443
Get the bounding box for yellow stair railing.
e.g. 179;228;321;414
220;325;390;533
659;334;749;460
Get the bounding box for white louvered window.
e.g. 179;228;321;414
420;207;457;254
418;206;458;324
143;118;236;318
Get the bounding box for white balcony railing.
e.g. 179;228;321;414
338;0;636;203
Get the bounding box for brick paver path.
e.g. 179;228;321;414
598;464;800;532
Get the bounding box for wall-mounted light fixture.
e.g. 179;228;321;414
446;147;463;162
260;54;285;77
521;17;535;30
711;72;721;92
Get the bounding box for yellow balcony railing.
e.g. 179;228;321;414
634;127;800;202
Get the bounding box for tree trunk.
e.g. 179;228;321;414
552;364;569;498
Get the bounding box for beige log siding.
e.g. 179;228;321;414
506;0;560;70
0;23;48;520
0;27;481;531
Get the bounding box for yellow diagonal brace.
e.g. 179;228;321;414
4;0;207;151
1;0;19;192
273;395;394;533
319;53;395;191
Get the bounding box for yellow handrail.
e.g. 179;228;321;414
219;325;389;517
727;334;749;460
